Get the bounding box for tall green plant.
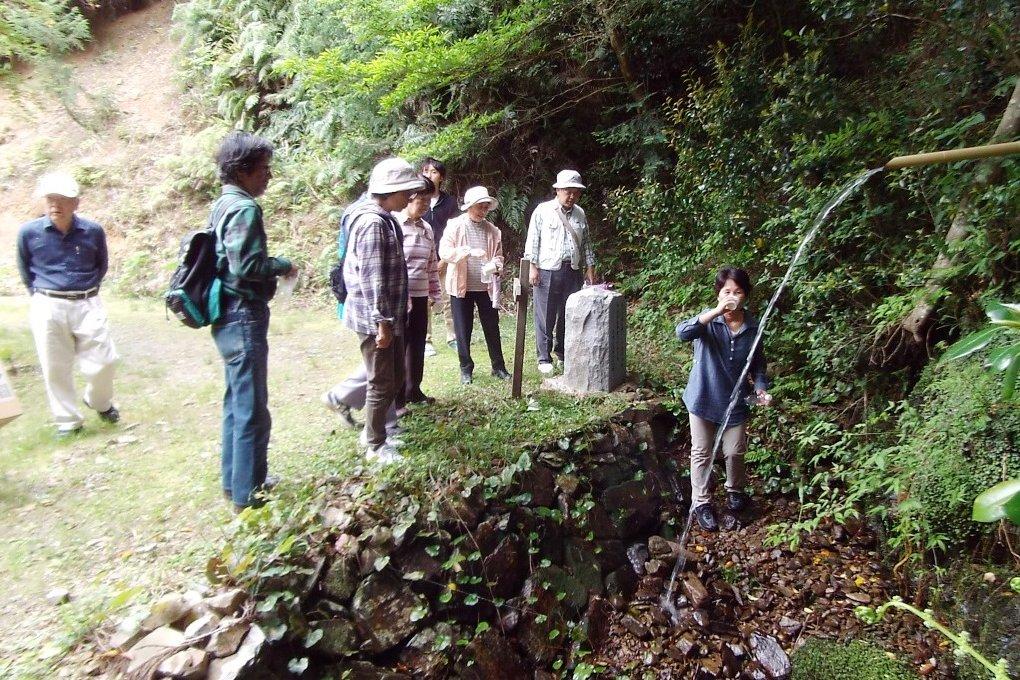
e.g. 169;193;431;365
946;301;1020;400
0;0;90;74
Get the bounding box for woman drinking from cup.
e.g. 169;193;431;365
675;267;771;532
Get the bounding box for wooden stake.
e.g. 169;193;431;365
511;258;531;399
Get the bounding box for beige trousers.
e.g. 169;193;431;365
29;293;118;431
689;413;747;508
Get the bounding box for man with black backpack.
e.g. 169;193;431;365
209;131;296;512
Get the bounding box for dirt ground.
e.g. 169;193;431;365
0;0;191;295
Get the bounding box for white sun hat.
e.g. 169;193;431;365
368;157;427;194
552;169;586;190
460;186;499;211
34;172;80;199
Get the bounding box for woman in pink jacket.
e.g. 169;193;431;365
438;186;510;385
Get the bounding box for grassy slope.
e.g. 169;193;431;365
0;294;615;677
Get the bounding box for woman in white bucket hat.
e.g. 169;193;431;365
438;186;509;384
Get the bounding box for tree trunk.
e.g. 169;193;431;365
900;76;1020;343
592;0;645;104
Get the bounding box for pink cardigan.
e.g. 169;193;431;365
438;214;504;298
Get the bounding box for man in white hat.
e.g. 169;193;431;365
523;169;597;375
343;157;426;462
16;171;120;435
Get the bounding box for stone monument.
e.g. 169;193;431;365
561;286;626;392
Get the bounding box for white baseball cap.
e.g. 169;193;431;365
34;172;80;199
552;169;586;190
460;186;499;211
368;158;427;194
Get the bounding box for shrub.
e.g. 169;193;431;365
791;639;916;680
0;0;90;73
891;343;1020;552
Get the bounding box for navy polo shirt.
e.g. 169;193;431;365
676;310;770;425
16;215;109;292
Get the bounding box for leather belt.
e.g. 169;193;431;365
35;287;98;300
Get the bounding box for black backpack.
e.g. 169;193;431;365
165;228;223;328
329;258;347;304
329;199;378;304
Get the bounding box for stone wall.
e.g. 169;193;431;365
108;402;687;679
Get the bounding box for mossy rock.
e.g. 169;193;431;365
791;639;916;680
897;347;1020;549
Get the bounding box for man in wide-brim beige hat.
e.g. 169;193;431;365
343;157;427;463
523;169;597;375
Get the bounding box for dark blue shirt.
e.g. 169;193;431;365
676;311;770;425
16;215;108;292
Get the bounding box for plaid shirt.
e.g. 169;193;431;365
213;185;291;302
343;203;408;336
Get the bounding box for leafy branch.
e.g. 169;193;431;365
856;597;1012;680
945;301;1020;400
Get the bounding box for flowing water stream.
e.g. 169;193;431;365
661;167;886;624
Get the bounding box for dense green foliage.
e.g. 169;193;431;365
947;301;1020;400
0;0;90;73
791;638;916;680
768;349;1020;555
170;0;1020;560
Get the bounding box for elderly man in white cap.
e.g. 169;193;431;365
439;186;509;385
524;169;597;375
16;171;119;435
343;157;426;462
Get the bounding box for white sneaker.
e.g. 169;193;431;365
424;342;437;357
365;443;403;464
359;427;404;449
538;362;554;375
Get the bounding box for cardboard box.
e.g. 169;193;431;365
0;361;24;428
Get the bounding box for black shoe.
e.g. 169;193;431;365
460;370;473;385
491;367;511;380
727;491;750;513
694;504;719;532
85;398;120;423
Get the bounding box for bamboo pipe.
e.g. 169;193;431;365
885;140;1020;170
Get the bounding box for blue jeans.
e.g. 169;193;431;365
212;298;270;507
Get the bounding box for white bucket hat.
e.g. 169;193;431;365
552;169;586;190
34;172;80;199
368;157;427;194
460;186;499;211
554;169;587;190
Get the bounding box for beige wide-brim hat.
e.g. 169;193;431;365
368;157;427;194
34;172;80;199
460;186;499;211
552;169;586;190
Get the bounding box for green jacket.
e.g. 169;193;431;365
212;185;291;302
